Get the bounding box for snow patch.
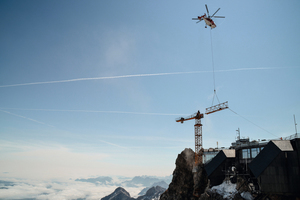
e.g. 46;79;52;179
241;192;254;200
211;181;237;200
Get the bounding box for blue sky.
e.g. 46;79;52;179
1;0;300;180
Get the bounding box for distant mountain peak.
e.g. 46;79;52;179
101;187;134;200
102;186;166;200
75;176;113;185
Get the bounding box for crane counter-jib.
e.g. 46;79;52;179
175;111;204;123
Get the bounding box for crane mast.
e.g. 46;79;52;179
194;117;203;165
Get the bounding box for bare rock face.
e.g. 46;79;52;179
101;187;135;200
160;148;202;200
137;186;166;200
193;164;208;197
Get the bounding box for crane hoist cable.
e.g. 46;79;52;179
204;29;229;115
209;29;220;106
210;29;216;93
208;31;276;137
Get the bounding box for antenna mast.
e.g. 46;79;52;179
294;114;298;134
236;128;240;141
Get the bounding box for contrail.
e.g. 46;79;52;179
215;67;283;72
99;139;128;149
0;109;55;127
0;71;202;88
0;108;188;116
0;67;286;88
0;109;127;149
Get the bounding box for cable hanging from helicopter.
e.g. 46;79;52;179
191;5;276;137
192;5;228;115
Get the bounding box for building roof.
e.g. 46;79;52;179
272;140;294;151
222;149;235;158
249;140;294;178
204;149;235;177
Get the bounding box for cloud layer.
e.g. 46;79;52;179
0;178;144;200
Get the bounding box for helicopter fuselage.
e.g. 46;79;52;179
203;17;216;29
197;15;216;29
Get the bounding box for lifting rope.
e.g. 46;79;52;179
206;21;277;138
208;30;276;137
210;29;216;92
210;29;220;106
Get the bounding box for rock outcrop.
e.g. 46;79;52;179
160;148;208;200
159;148;246;200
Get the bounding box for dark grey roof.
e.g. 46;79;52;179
205;149;235;177
249;140;293;178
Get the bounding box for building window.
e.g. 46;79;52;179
251;148;260;158
242;149;250;159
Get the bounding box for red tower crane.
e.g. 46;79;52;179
176;101;228;165
176;110;204;165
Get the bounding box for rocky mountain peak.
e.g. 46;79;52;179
137;186;166;200
101;187;134;200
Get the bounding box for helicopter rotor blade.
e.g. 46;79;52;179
205;4;209;16
213;16;225;18
211;8;220;18
192;18;199;20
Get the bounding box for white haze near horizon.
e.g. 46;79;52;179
0;140;173;199
0;175;168;200
0;172;172;200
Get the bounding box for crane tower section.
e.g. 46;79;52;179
194;118;203;164
176;110;204;165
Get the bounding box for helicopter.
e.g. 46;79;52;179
192;4;225;29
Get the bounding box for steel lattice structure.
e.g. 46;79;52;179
176;111;204;165
194;118;203;165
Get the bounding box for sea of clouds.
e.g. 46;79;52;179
0;175;171;200
0;177;145;200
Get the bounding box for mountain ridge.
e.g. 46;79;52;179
101;186;166;200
